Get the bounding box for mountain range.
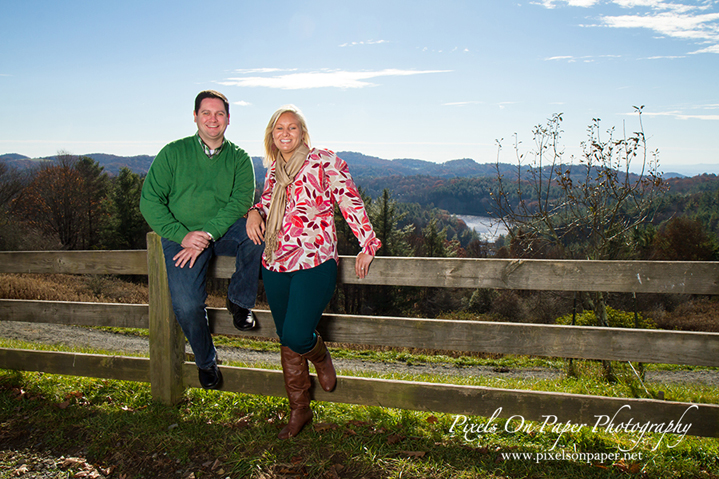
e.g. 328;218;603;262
0;151;689;180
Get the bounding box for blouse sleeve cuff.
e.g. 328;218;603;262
361;238;382;257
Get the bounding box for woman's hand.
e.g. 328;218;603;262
355;252;374;279
246;209;266;245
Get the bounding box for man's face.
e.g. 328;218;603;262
194;98;229;147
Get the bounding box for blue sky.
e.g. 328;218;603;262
1;0;718;175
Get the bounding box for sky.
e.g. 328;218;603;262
1;0;718;175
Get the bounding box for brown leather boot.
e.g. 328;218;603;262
278;346;313;439
302;333;336;392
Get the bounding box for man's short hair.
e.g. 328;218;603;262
194;90;230;115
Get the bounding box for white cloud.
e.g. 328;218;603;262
639;110;719;120
601;12;719;41
545;54;603;61
443;101;483;106
219;69;451;90
546;55;577;61
233;101;251;106
643;54;687;58
532;0;601;8
689;43;719;53
233;68;291;74
536;0;719;53
339;40;388;47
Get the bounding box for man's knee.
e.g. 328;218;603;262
172;298;206;321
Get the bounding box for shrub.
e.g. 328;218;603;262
555;306;656;329
651;297;719;332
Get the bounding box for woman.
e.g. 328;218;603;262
246;105;381;439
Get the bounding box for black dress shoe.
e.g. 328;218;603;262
226;298;256;331
198;363;223;389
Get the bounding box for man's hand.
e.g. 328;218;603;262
246;209;265;245
181;231;212;251
173;247;203;268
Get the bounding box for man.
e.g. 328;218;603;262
140;90;263;389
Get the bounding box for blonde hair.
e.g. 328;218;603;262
263;104;311;168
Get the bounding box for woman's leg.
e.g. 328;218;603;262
277;260;338;354
262;260;338;438
261;266;292;340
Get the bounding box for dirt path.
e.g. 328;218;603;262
2;321;718;386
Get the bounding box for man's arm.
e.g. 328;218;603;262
201;147;256;240
139;147;191;245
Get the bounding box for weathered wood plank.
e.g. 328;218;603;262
210;256;719;293
0;250;147;275
0;348;149;382
218;310;719;367
0;299;148;328
147;233;186;404
183;363;719;438
3;250;716;294
2;300;716;367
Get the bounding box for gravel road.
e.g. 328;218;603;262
3;320;718;386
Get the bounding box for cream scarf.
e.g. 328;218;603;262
264;144;310;263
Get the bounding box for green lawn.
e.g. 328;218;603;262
1;338;718;478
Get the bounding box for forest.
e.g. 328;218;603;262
1;150;718;331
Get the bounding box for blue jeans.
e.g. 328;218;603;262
262;259;337;354
161;218;264;369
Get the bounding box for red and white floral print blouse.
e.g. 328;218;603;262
254;148;381;273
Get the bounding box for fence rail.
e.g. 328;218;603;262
1;232;718;438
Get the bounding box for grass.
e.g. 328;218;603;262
2;368;718;478
1;336;719;478
2;273;719;477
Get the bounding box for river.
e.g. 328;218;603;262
455;215;508;242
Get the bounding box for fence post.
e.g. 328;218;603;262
147;232;186;404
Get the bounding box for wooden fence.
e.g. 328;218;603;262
1;231;718;439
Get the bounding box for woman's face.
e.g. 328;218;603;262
272;112;303;160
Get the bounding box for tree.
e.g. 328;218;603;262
369;189;414;257
12;153;110;249
492;108;667;380
419;218;453;258
652;217;718;261
75;156;110;249
102;167;149;249
0;162;31;250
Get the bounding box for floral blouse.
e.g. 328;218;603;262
254;148;381;272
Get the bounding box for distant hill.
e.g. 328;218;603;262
0;153;29;161
338;152;502;178
0;150;707;184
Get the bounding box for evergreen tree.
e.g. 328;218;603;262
75;156;110;249
369;188;414;257
103;167;149;249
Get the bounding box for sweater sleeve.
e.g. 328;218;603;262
140;146;190;244
201;147;256;240
325;151;382;256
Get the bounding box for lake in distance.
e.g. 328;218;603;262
456;215;508;242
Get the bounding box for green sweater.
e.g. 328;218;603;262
140;135;255;245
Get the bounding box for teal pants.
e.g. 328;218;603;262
262;259;338;354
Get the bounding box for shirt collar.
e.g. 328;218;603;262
196;133;226;159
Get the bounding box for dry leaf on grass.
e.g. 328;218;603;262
399;451;426;458
14;465;30;475
313;422;338;432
